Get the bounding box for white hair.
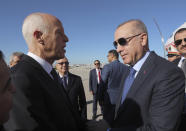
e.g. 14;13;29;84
22;13;49;45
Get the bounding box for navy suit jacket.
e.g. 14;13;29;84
110;51;185;131
89;68;102;94
101;60;129;105
172;57;186;131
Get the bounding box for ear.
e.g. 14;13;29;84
140;33;148;47
33;31;44;44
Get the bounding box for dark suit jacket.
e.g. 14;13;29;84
173;57;181;65
5;55;84;131
110;51;185;131
65;73;87;121
89;68;102;94
101;60;129;105
100;60;129;124
172;57;186;131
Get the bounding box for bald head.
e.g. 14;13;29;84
22;12;68;64
114;19;149;65
22;13;60;46
117;19;148;35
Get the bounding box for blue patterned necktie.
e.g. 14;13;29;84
121;67;136;104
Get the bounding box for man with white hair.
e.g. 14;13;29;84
4;13;84;131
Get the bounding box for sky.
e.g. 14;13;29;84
0;0;186;64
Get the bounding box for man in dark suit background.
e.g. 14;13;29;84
109;19;185;131
4;13;84;131
0;50;16;131
173;28;186;90
89;60;103;120
172;27;186;131
56;57;87;121
100;49;128;124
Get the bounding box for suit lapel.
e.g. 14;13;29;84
116;52;157;118
22;55;81;126
94;69;98;84
173;57;181;65
114;69;130;119
66;73;74;92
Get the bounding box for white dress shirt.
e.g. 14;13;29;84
178;56;186;68
59;73;69;85
27;52;53;78
133;51;150;78
96;68;101;84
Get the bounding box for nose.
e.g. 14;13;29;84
64;34;69;42
116;44;122;54
182;39;186;46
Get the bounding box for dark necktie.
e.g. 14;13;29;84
62;76;68;90
121;67;136;104
50;68;59;84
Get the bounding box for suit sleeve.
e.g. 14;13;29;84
111;67;185;131
99;65;110;101
89;71;93;92
6;72;59;131
101;65;110;84
78;77;87;121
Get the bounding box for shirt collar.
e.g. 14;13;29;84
27;52;53;74
133;51;150;72
178;56;186;67
59;72;68;78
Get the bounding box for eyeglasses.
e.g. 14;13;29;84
174;38;186;46
94;63;100;65
113;33;141;49
57;62;69;65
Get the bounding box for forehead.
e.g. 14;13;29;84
13;56;21;60
57;58;68;63
175;30;186;39
114;23;134;40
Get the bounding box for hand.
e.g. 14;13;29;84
86;119;110;131
90;91;94;95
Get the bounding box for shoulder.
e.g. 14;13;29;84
11;59;35;76
172;57;181;65
69;73;82;80
150;52;183;76
90;69;95;73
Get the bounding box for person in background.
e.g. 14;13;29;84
173;27;186;131
56;57;87;121
9;52;24;68
100;49;128;124
89;60;103;120
0;50;15;130
165;35;180;62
